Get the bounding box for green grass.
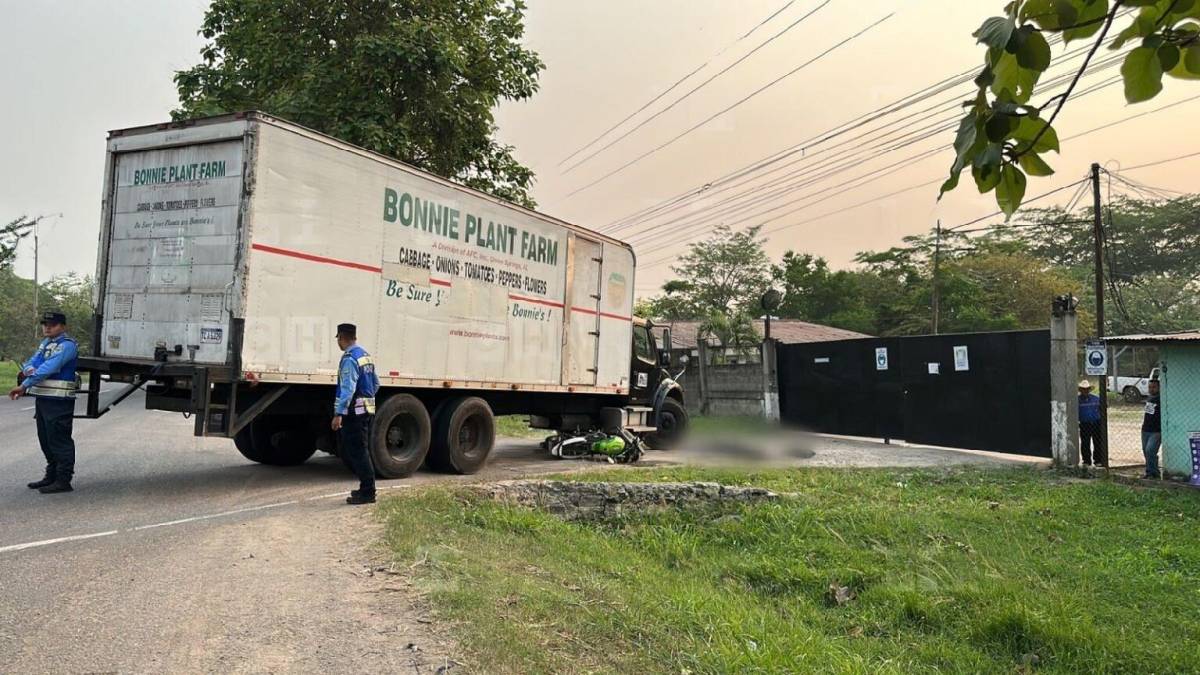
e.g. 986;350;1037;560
380;467;1200;674
688;414;775;436
0;361;18;383
495;415;545;439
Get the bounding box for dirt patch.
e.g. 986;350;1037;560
468;480;779;520
7;505;461;674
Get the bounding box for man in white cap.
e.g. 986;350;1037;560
1078;379;1104;467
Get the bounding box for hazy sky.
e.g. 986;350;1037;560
3;0;1197;297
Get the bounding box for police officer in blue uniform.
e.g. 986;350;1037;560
9;311;79;494
332;323;380;505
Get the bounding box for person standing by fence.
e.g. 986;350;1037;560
1078;380;1104;467
1141;378;1162;479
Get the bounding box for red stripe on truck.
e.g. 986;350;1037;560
251;243;383;274
570;306;632;322
509;294;564;309
250;245;627;322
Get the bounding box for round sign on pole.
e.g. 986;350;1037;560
1085;341;1108;376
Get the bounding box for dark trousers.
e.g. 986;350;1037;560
340;412;375;495
35;397;76;482
1080;420;1106;467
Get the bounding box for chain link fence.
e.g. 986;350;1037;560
1073;339;1200;480
1075;343;1160;470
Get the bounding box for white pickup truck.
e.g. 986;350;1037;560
1108;368;1160;404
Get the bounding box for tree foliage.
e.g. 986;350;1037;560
945;0;1200;215
986;194;1200;333
0;270;95;361
1;216;35;269
174;0;545;207
641;224;773;322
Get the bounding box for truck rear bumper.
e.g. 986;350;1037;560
76;357;237;434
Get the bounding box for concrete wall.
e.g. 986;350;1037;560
1161;345;1200;477
668;347;766;417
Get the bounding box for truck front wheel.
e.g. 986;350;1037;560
1122;386;1143;404
233;416;318;466
369;394;432;479
644;398;688;450
428;397;495;474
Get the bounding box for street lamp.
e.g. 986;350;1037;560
761;288;783;341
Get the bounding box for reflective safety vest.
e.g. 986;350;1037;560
334;344;380;416
22;334;79;399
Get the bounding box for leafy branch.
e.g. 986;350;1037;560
942;0;1200;217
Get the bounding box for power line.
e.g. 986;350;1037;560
596;23;1122;233
560;0;832;172
623;67;1126;252
565;12;896;198
1121;149;1200;172
601;9;1142;235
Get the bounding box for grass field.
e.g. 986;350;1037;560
380;467;1200;673
494;415;545;439
0;361;18;384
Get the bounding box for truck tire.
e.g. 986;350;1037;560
369;394;432;479
644;398;688;450
1122;386;1143;404
428;397;495;474
233;416;318;466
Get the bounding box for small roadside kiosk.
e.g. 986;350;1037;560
1108;331;1200;480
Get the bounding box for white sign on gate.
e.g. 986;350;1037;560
953;345;970;372
875;347;889;371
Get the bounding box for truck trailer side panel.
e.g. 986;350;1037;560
239;118;634;392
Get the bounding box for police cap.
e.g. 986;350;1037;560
40;311;67;326
336;323;357;338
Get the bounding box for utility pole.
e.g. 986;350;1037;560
30;213;62;339
1090;162;1109;466
33;218;40;340
932;219;941;335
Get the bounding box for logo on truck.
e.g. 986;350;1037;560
383;188;559;265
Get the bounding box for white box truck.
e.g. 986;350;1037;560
78;112;687;477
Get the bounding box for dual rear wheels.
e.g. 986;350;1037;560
234;395;496;479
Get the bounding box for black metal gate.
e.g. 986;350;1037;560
777;330;1050;457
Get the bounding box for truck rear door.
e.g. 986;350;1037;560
99;139;245;365
567;237;603;385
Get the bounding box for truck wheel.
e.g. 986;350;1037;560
233;416;318;466
644;398;688;450
428;397;495;474
369;394;431;479
1122;386;1143;404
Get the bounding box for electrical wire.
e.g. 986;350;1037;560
624;68;1125;248
565;13;896;198
606;40;1118;239
597;12;1137;233
560;0;832;173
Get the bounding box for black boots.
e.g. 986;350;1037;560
38;481;73;494
346;490;376;505
27;476;55;489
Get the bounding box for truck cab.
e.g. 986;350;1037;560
627;318;687;449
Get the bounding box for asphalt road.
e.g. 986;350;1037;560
0;393;572;672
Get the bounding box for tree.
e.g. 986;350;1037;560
667;224;772;316
174;0;545;207
988;194;1200;333
0;271;95;361
771;252;881;334
698;309;760;361
944;0;1200;215
43;273;96;356
1;216;35;269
